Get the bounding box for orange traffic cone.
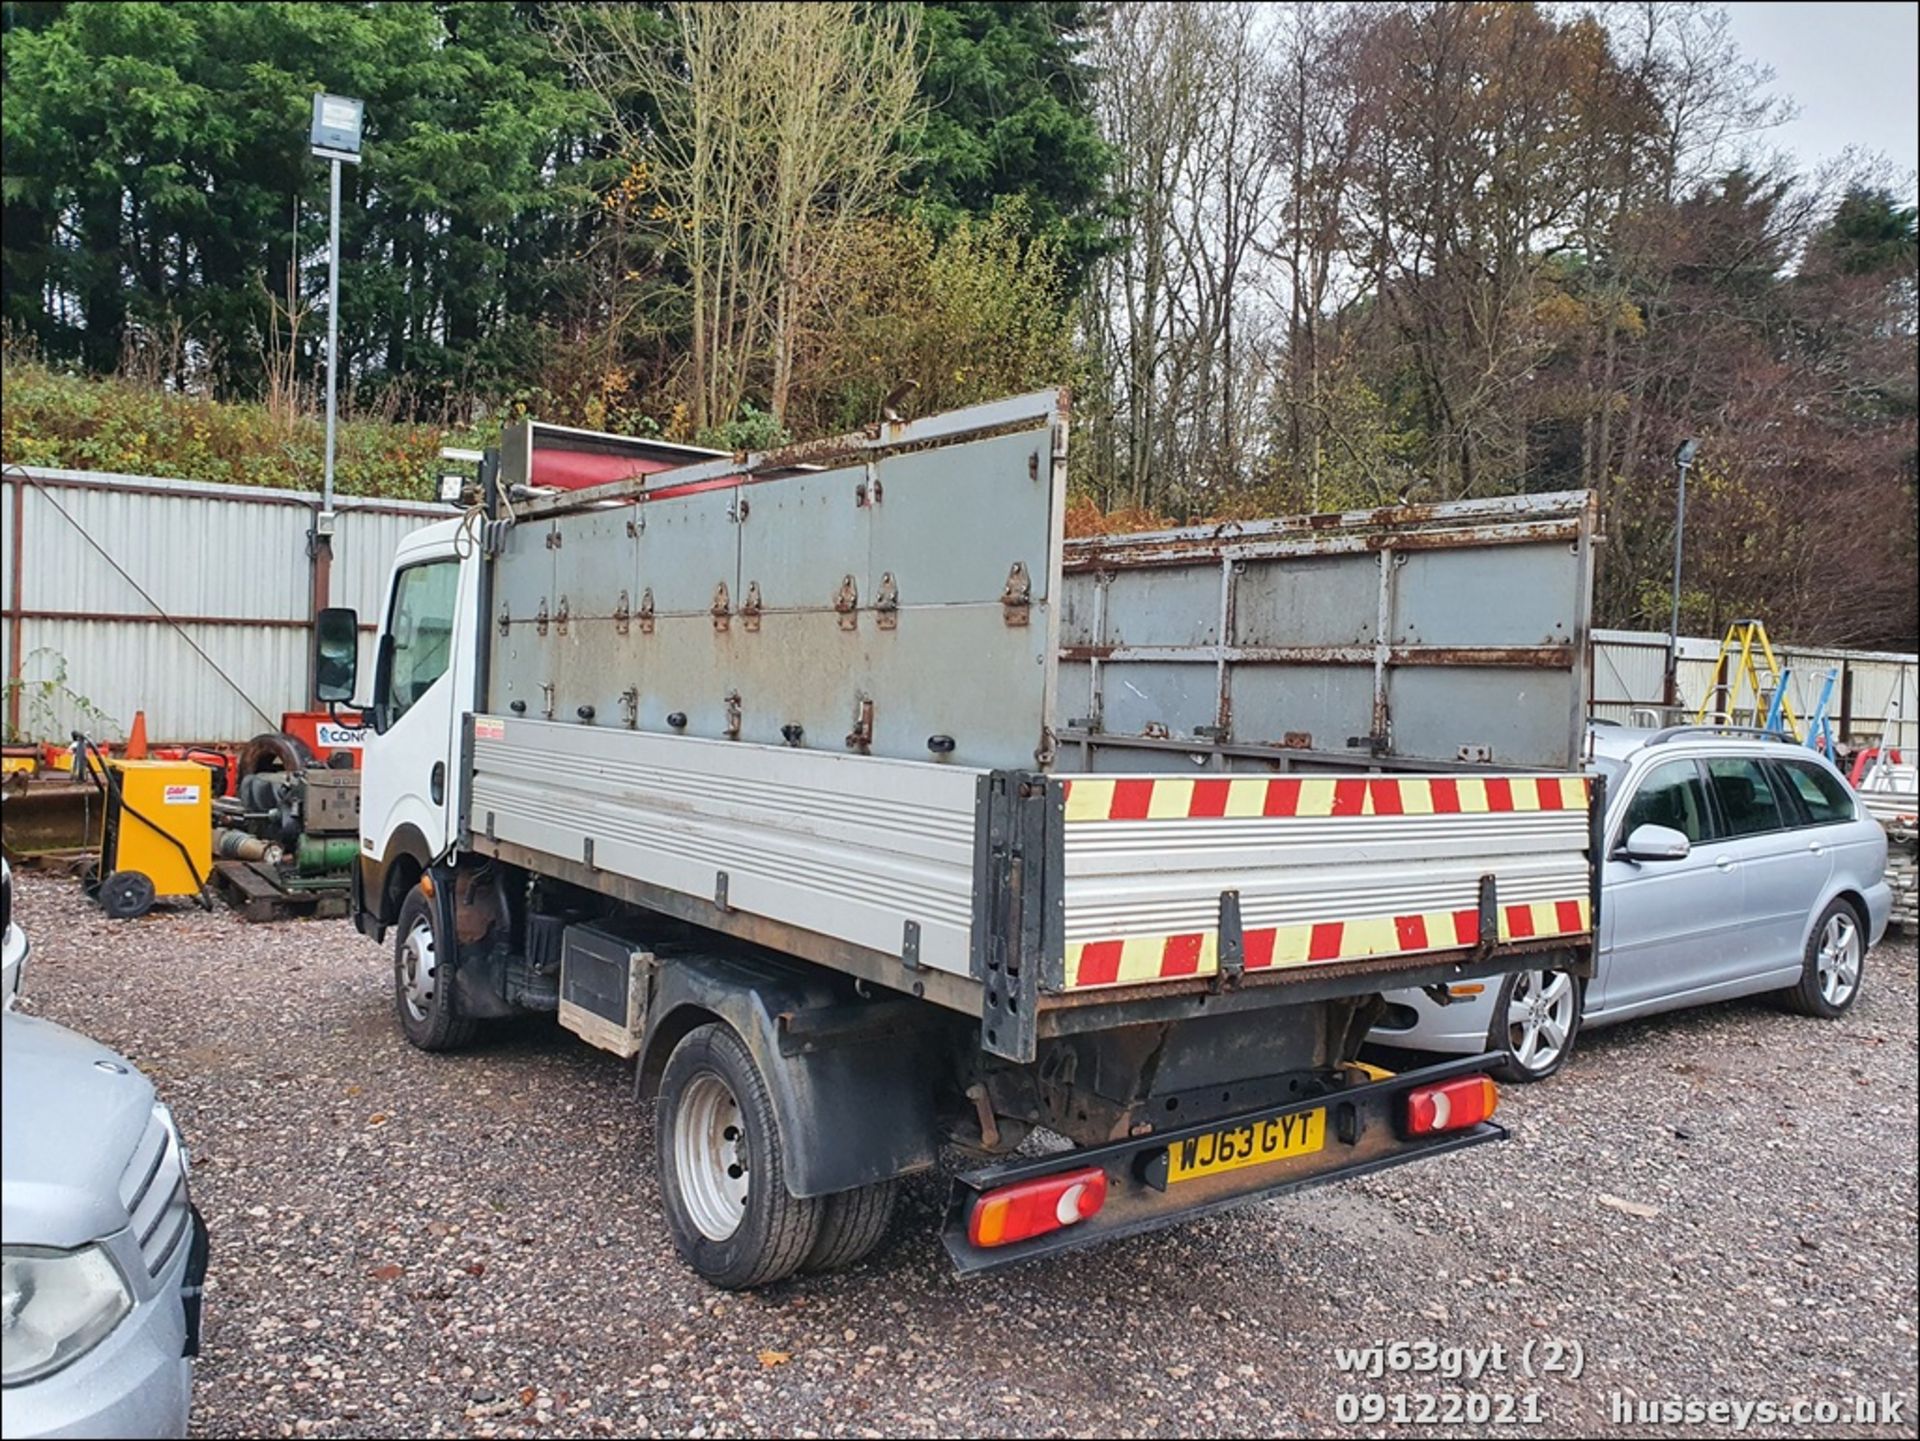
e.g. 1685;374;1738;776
126;710;150;760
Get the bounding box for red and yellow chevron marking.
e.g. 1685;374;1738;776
1061;773;1589;823
1064;897;1592;989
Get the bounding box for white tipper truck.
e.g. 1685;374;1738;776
318;389;1604;1287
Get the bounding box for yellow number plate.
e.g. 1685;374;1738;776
1166;1108;1327;1184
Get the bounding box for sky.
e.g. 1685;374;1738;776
1722;2;1920;196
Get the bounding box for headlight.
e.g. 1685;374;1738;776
1;1245;133;1386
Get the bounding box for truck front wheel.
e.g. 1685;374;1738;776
393;884;477;1052
656;1022;821;1289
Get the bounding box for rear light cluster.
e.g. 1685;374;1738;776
1404;1074;1498;1136
967;1165;1108;1249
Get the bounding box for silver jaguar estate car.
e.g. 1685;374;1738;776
1;872;206;1439
1369;726;1892;1081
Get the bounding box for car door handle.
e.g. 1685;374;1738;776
1714;856;1735;871
1807;841;1823;855
430;761;446;805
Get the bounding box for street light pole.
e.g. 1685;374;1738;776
1665;438;1700;710
309;94;364;703
324;154;342;514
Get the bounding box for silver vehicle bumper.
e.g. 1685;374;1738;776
1863;878;1895;944
1368;982;1501;1057
0;1208;205;1440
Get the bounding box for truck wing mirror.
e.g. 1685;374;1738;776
315;608;360;702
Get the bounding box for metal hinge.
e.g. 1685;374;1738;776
834;574;859;631
1001;562;1031;626
638;587;655;635
711;581;731;633
723;690;742;740
741;581;763;633
874;572;899;630
614;589;631;636
1214;890;1244;992
555;595;570;637
536;599;550;637
845;695;874;754
497;603;511;637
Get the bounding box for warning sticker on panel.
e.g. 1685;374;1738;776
473;717;507;741
163;784;202;805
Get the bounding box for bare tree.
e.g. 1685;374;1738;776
557;2;922;430
1085;1;1281;514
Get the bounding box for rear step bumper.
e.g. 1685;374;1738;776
943;1053;1506;1276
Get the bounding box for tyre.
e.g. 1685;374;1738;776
393;884;477;1051
1488;967;1581;1083
1780;898;1866;1018
656;1022;821;1289
801;1180;898;1274
98;869;156;920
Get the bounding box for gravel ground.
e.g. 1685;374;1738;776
9;869;1918;1439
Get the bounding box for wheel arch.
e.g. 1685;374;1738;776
1804;885;1870;954
359;823;439;929
634;953;942;1199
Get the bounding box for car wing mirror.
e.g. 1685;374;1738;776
1623;823;1690;862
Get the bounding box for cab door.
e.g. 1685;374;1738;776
1596;757;1743;1015
359;551;470;870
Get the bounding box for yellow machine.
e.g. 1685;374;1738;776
91;758;213;919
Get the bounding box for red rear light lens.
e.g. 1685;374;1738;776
1405;1075;1498;1136
967;1166;1108;1249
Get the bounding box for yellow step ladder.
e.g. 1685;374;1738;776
1694;618;1801;738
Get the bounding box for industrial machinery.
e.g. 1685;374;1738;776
209;732;361;919
73;744;214;920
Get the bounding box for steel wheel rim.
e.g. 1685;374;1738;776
1816;912;1861;1007
675;1072;750;1241
1506;969;1575;1073
401;916;438;1023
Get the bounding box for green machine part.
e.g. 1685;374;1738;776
294;834;360;875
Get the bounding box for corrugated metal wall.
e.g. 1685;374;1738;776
1592;627;1918;752
6;464;1915;755
3;466;451;742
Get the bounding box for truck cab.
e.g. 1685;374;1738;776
348;518;476;939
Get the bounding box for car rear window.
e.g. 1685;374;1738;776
1703;756;1788;837
1774;758;1856;825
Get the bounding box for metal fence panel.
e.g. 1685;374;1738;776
3;466;449;742
1591;627;1918;751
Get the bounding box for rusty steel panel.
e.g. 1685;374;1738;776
1059;491;1595;772
486;393;1069;771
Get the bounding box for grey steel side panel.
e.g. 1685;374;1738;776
466;716;983;978
487;405;1065;772
1059;492;1595;772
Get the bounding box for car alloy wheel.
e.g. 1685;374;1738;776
1815;910;1862;1009
1503;969;1576;1075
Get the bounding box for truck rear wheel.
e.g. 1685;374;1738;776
801;1180;898;1274
394;884;477;1051
656;1022;821;1289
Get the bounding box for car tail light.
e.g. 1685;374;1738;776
967;1166;1108;1249
1404;1075;1498;1136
